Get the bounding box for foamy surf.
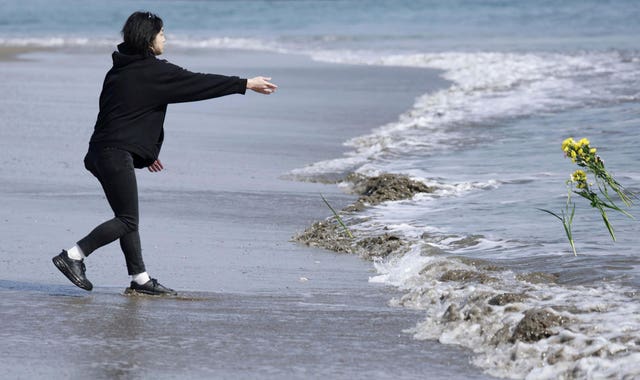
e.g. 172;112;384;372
291;49;640;181
375;243;640;379
306;188;640;378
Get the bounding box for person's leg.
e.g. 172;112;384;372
57;147;174;294
120;230;146;275
76;148;145;274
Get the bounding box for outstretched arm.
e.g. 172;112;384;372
247;76;278;94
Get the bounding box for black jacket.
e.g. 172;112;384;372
89;43;247;168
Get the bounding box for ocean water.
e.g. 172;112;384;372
2;1;640;378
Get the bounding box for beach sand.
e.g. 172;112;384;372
0;47;493;379
0;46;48;61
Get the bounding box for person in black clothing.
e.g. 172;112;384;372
52;11;277;295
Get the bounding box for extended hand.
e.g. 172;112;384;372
148;159;164;172
247;76;278;94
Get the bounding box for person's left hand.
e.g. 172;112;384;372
148;159;164;172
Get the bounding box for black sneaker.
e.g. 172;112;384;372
52;250;93;291
127;279;177;296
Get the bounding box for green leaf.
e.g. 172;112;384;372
537;208;563;222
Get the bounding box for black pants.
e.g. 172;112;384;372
77;147;145;275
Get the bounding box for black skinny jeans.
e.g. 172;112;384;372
77;147;145;275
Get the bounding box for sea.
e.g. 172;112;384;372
1;1;639;378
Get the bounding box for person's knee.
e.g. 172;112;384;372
118;215;138;232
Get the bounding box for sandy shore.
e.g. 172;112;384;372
0;48;493;378
0;46;50;61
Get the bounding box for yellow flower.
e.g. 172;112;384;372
562;137;575;151
578;138;590;147
590;148;597;154
571;170;588;190
571;170;587;183
571;150;577;159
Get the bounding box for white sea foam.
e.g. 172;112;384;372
364;239;640;379
291;49;640;180
0;36;113;47
0;34;282;52
169;36;285;52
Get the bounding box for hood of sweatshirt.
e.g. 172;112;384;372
112;42;149;68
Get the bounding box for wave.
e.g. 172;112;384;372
290;49;640;180
0;35;276;52
0;36;113;47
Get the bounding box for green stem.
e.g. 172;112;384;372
569;238;577;256
320;194;354;239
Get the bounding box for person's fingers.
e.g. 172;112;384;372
249;77;277;93
259;77;277;88
147;160;163;172
264;79;277;87
263;83;277;91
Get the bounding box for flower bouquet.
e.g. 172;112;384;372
540;138;634;255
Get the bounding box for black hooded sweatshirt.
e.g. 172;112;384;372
89;43;247;168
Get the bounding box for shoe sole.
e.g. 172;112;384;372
52;256;93;291
123;287;177;296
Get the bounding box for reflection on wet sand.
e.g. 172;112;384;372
0;282;495;379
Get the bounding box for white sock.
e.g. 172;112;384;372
132;272;151;285
66;245;86;261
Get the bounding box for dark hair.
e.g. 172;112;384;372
121;11;163;57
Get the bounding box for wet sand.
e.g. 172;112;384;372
0;46;53;61
0;48;494;378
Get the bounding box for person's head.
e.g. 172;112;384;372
121;11;165;56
